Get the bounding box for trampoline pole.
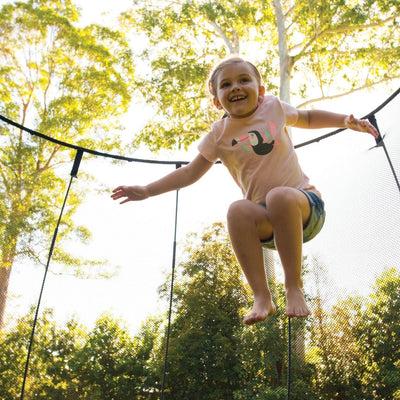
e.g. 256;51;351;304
368;115;400;195
161;163;181;399
287;317;292;400
20;150;83;400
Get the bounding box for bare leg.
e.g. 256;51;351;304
227;187;313;323
265;187;311;317
227;200;276;324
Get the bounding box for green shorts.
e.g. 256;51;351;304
260;189;326;250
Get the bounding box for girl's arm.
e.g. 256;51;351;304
111;153;214;204
294;109;379;139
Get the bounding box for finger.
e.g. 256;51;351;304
345;114;355;128
111;190;127;199
112;186;125;193
120;198;131;204
363;121;378;136
367;126;378;138
347;114;355;125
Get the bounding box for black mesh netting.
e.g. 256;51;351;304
0;90;399;400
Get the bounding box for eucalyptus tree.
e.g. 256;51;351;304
125;0;400;150
0;0;135;328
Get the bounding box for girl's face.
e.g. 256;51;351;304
213;62;265;119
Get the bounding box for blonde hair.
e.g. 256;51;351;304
208;56;262;97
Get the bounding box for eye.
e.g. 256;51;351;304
220;81;230;88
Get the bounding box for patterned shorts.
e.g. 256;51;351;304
260;189;326;250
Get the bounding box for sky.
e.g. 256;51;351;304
2;0;400;335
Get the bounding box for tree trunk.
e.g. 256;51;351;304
0;208;21;330
273;0;305;364
0;265;12;329
273;0;293;104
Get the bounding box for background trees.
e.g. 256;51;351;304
309;267;400;400
0;0;135;328
158;223;247;399
0;224;309;399
1;224;398;399
126;0;400;151
357;268;400;399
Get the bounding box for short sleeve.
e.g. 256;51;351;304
197;128;219;163
280;100;299;127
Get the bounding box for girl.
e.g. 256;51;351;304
111;57;378;325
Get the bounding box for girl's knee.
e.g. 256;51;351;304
266;187;302;216
227;199;269;226
227;199;273;239
266;187;297;205
227;199;250;222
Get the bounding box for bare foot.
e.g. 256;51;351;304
243;294;276;325
285;287;311;317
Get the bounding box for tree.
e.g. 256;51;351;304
0;0;135;328
8;227;398;399
310;295;371;399
0;308;161;400
236;282;316;400
71;313;139;400
154;223;315;399
357;267;400;399
158;223;248;398
129;316;165;399
0;307;87;400
309;267;400;399
124;0;399;151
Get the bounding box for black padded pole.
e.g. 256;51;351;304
161;163;182;399
368;114;400;194
20;150;83;400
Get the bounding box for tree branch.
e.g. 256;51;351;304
296;76;400;109
37;144;61;173
294;13;400;59
321;13;400;36
0;161;10;192
208;21;239;54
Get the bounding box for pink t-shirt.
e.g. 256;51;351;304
198;95;318;204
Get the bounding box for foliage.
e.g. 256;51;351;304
125;0;400;151
309;267;400;399
0;309;163;400
0;0;135;327
310;295;370;399
357;267;400;399
236;282;317;400
0;226;399;399
152;223;312;399
71;314;139;400
158;223;249;398
0;308;87;400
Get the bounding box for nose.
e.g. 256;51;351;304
231;81;240;91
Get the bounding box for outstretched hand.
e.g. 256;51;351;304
111;185;149;204
345;114;379;139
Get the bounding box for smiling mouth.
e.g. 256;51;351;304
230;95;246;102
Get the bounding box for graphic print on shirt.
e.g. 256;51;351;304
231;120;280;156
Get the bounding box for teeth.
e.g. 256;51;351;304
231;95;245;102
